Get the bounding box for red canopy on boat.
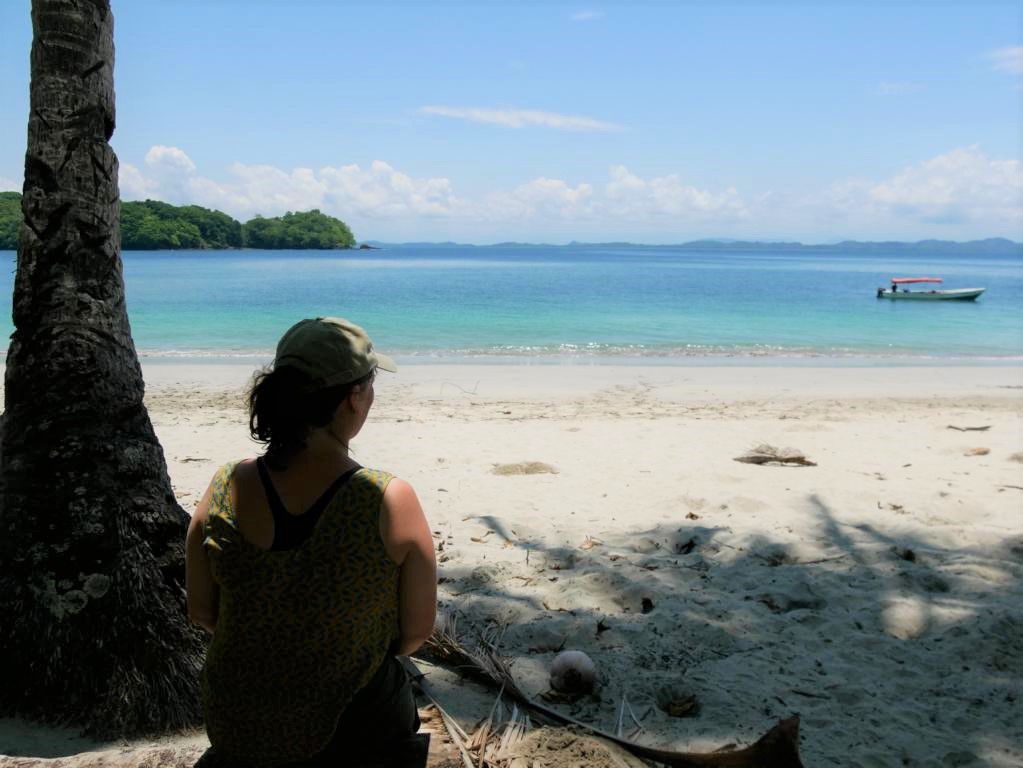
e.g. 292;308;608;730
891;277;943;284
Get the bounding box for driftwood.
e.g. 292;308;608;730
733;444;817;467
414;617;803;768
946;425;991;432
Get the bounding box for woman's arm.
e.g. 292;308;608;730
380;478;437;656
185;480;219;634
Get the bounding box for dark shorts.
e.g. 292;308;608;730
318;655;422;758
197;657;425;768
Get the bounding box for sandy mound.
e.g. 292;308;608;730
499;727;647;768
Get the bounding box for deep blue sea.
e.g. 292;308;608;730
2;245;1021;362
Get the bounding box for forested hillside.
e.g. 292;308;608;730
0;193;356;250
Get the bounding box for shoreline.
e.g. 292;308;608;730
134;361;1023;397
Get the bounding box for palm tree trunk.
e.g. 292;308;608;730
0;0;204;737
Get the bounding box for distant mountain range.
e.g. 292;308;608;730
363;238;1021;254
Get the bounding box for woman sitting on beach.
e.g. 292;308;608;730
185;316;437;767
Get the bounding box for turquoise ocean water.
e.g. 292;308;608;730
1;245;1021;362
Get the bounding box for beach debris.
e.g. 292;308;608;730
734;444;817;467
790;688;830;700
673;536;698;555
549;650;598;695
616;693;646;739
686;511;701;520
964;447;990;456
492;461;559;476
656;685;700;717
755;547;795;567
417;615;804;767
579;535;604;550
947;424;992;431
541;599;574;613
1009;452;1023;463
893;546;917;562
596;617;611;635
471;530;494;543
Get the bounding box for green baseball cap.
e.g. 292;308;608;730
274;317;396;388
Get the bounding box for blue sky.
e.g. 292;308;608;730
1;1;1020;243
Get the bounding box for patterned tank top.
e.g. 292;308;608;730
200;461;400;767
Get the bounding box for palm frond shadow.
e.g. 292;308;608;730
427;495;1023;764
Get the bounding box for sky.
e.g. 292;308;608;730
0;1;1021;244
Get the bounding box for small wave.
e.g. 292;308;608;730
4;345;1021;364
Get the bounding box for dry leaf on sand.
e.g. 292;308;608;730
734;444;817;467
492;461;560;476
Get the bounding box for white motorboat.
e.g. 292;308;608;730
877;277;985;301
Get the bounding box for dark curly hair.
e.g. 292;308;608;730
248;366;375;470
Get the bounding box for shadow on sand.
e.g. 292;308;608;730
430;495;1022;766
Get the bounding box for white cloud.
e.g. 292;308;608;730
420;106;621;132
119;163;159;198
144;145;196;173
571;10;604;21
987;46;1023;74
118;148;747;235
605;165;748;221
0;176;19;192
877;81;922;95
121;147;462;222
485;177;595;220
827;146;1022;227
116;144;1020;242
320;161;460;218
191;164;328;216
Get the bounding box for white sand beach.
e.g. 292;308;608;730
138;362;1023;767
3;362;1022;766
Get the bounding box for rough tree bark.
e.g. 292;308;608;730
0;0;205;737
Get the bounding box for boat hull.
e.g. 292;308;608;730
878;288;985;301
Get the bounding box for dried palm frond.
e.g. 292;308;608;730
413;614;805;768
422;614;527;702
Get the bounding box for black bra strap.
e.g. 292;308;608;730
256;457;361;551
256;456;290;518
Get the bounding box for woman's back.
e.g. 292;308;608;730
185;317;436;767
200;461;401;766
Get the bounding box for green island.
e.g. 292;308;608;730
0;192;356;250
